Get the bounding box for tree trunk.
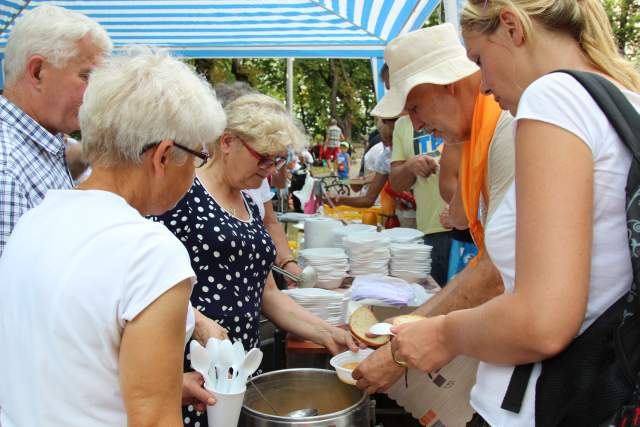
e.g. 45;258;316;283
297;83;309;134
329;59;339;121
337;61;354;140
343;111;353;141
231;59;250;82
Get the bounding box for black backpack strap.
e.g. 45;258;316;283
555;70;640;313
501;69;640;415
501;363;534;413
555;70;640;163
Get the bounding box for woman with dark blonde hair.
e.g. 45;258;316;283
387;1;640;425
154;93;360;427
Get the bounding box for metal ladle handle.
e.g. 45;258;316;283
249;378;280;416
272;265;303;283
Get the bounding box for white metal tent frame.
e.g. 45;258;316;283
0;0;450;97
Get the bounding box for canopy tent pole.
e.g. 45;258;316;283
286;58;294;114
443;0;463;33
371;56;386;101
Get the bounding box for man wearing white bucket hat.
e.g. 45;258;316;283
353;23;516;394
373;25;473;287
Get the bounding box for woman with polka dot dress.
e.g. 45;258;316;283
154;94;360;427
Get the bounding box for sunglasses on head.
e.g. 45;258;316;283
238;138;287;170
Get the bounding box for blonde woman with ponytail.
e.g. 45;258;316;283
387;1;640;426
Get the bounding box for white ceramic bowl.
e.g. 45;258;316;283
329;348;374;385
315;277;344;290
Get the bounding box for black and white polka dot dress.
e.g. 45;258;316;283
153;177;276;426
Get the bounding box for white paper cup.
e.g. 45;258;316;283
205;386;246;427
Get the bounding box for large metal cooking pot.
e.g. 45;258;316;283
240;368;371;426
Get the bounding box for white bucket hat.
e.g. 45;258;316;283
371;23;479;118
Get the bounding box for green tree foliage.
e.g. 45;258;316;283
602;0;639;63
188;57;375;145
186;1;637;149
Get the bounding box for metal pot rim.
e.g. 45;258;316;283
241;368;369;421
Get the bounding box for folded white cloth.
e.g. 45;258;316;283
350;275;415;306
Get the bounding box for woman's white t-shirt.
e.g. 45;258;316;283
0;190;196;427
470;73;638;426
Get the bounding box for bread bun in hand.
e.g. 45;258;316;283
349;307;390;348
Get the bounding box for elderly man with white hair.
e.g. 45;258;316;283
0;5;112;255
0;46;227;426
353;23;516;396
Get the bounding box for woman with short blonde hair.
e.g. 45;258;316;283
388;1;640;426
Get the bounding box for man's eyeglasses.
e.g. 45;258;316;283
140;141;210;168
239;138;287;170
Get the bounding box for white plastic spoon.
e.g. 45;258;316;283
189;341;212;383
216;339;235;392
231;340;245;380
230;348;263;393
368;322;395;336
205;338;221;384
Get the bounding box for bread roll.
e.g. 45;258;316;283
348;307;390;348
392;314;426;326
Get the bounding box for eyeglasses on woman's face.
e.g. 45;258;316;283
238;138;287;170
140;141;210;168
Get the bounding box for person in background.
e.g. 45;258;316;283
63;135;91;184
437;141;479;280
310;135;324;166
0;5;112;256
328;118;395;209
372;55;450;286
384;121;449;285
214;80;254;104
355;63;390;188
354;23;514;397
360;126;381;176
215;82;304;286
289;150;311;213
0;47;228;427
153;93;360;427
299;148;314;169
360;122;383;177
336;141;351;180
362;140;385;177
390;1;640;426
324;118;344;165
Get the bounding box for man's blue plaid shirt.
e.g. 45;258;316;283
0;96;73;256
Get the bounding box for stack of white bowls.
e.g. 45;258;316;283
299;247;349;289
343;231;391;276
380;227;424;244
390;243;432;282
332;223;377;249
303;217;343;249
282;288;348;326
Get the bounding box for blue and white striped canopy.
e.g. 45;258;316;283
0;0;439;58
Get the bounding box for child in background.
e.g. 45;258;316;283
336;141;351;179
